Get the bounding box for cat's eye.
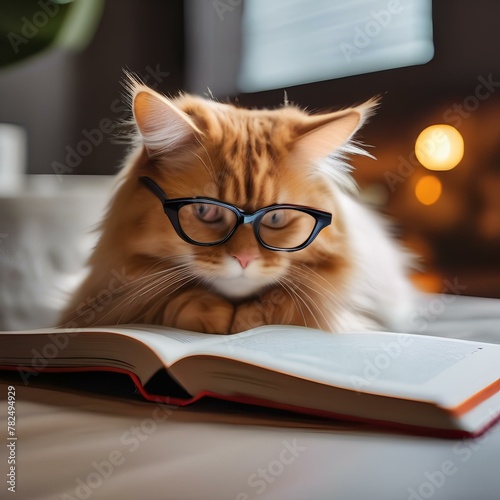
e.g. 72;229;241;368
258;210;317;249
261;209;288;229
140;176;332;252
191;203;223;223
179;203;237;244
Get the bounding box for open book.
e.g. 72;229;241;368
1;324;500;437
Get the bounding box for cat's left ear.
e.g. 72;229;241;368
292;98;378;162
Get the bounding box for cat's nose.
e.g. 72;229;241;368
232;253;258;269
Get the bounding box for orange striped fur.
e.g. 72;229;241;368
60;79;414;333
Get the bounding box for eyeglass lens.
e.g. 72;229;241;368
178;202;317;249
178;202;237;244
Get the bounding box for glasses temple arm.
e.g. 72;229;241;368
140;176;168;204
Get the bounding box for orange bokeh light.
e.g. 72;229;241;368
415;124;464;171
415;175;442;205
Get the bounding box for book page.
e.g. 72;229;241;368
185;325;500;403
0;326;226;371
102;326;230;366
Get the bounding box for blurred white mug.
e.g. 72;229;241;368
0;123;27;194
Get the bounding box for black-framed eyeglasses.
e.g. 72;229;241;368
140;176;332;252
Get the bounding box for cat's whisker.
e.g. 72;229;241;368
92;265;198;324
290;264;344;306
139;274;202;323
136;268;194;297
285;281;330;331
114;265;189;297
276;278;308;327
278;276;318;325
136;260;192;279
289;275;340;329
66;270;184;326
128;270;195;303
280;274;336;332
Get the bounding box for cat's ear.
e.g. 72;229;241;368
131;83;203;156
292;99;378;162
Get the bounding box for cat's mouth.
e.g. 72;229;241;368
202;257;276;301
209;274;272;301
191;254;279;301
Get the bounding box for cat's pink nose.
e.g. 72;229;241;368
232;253;257;269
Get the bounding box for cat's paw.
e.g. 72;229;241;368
230;289;287;333
163;290;234;334
230;302;266;334
230;288;337;333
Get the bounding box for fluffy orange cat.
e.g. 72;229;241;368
60;77;415;334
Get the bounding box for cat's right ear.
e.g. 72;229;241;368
131;85;202;157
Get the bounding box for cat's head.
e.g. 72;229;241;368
104;78;377;301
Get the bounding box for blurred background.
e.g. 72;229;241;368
0;0;499;325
